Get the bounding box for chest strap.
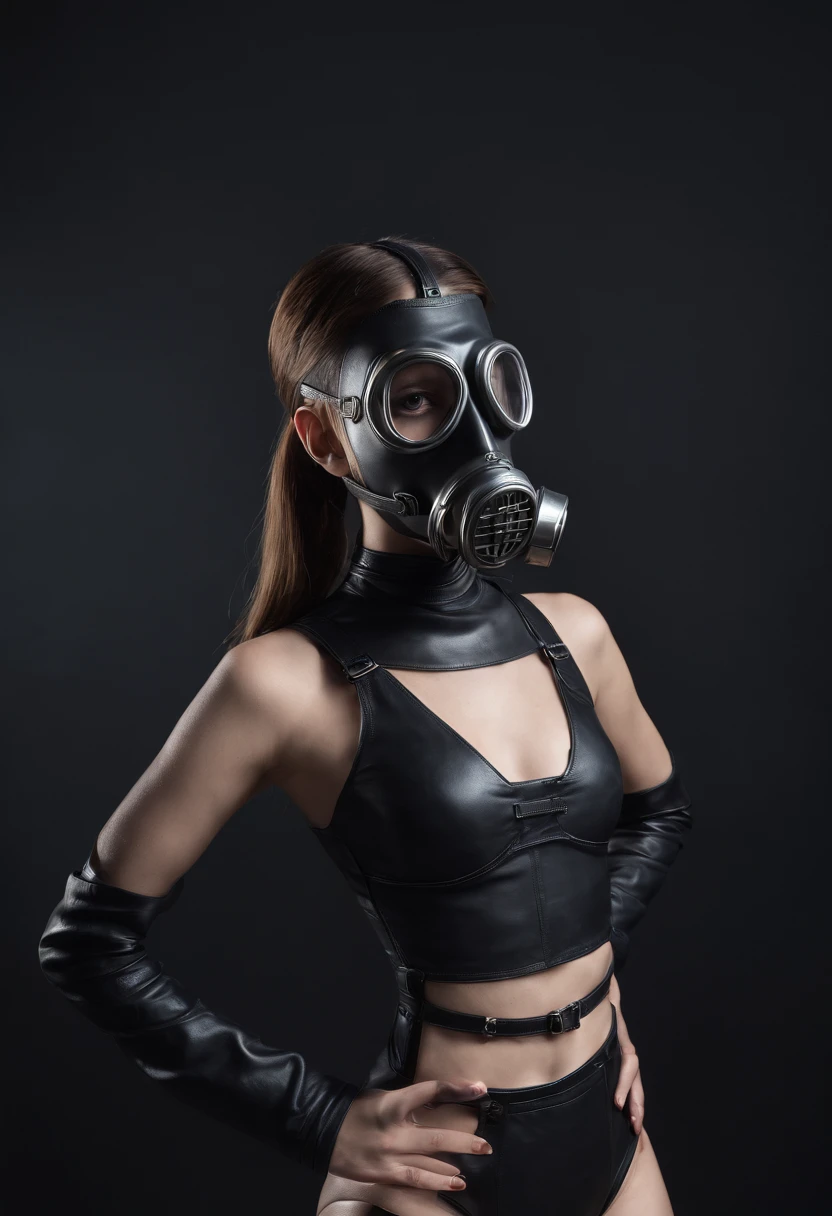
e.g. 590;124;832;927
420;960;614;1037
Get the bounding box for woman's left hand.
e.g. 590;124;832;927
609;974;644;1134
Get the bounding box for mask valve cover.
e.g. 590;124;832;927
429;457;562;570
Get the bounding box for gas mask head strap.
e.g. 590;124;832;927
367;238;443;299
298;239;442;417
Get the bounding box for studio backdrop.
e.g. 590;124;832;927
3;5;826;1214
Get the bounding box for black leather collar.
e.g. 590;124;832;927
290;541;542;672
343;545;478;605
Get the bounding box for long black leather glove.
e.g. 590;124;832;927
607;760;692;973
38;856;360;1176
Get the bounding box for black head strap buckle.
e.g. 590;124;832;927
345;655;378;681
547;1000;582;1033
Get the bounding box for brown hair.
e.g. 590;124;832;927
226;237;493;647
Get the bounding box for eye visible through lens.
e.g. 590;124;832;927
489;351;529;426
387;361;460;442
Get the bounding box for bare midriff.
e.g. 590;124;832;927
414;940;615;1091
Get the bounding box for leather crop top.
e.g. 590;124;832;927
289;543;626;984
38;539;691;1176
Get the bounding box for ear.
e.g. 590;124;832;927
293;403;352;478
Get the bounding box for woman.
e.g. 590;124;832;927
39;238;692;1215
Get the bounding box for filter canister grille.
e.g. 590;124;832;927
473;488;535;565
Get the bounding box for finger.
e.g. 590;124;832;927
421;1076;489;1109
386;1161;469;1193
393;1127;493;1157
614;1050;640;1109
398;1153;462;1177
627;1071;645;1134
385;1078;486;1124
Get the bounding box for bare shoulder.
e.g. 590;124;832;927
215;626;344;719
519;591;614;697
520;591;612;655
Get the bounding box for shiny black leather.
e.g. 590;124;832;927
301;286;570;569
37;541;690;1183
319;293;515;526
290;546;626;984
371;1008;639;1216
37;862;359;1176
421;959;614;1036
607;764;693;972
369;238;443;297
299;546;542;671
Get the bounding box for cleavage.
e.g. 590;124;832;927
384;650;572;785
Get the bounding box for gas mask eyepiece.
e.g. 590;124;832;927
299;238;569;571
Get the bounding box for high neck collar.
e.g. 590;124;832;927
343;544;479;605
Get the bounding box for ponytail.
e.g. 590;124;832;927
225;417;348;644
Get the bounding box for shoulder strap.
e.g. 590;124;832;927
488;583;595;706
488;582;566;651
288;619;378;683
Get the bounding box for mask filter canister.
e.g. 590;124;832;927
524;487;569;567
429;456;569;570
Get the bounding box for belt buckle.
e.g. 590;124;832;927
547;1000;581;1034
482;1016;498;1036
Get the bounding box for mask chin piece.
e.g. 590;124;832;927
524;488;569;567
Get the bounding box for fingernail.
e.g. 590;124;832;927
615;1096;623;1108
475;1139;493;1153
451;1176;466;1189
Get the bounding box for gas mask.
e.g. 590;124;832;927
300;239;568;570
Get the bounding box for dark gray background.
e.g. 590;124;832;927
3;3;827;1213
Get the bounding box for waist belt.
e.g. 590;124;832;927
420;960;615;1037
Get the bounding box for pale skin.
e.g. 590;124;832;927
87;287;674;1215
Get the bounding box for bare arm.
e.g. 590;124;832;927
38;629;365;1174
87;630;307;895
39;628;491;1193
524;592;692;971
523;591;672;791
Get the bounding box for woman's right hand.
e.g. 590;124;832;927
328;1077;494;1197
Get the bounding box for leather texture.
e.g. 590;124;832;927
38;862;359;1176
290;546;627;984
370;1007;639;1216
37;540;691;1181
304;293;527;548
369;238;442;296
300;269;568;565
421;959;614;1036
607;764;693;972
297;547;543;672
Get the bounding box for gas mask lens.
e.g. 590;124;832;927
477;343;533;432
388;361;459;441
373;352;465;448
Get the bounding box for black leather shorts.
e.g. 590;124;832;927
430;1006;638;1216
